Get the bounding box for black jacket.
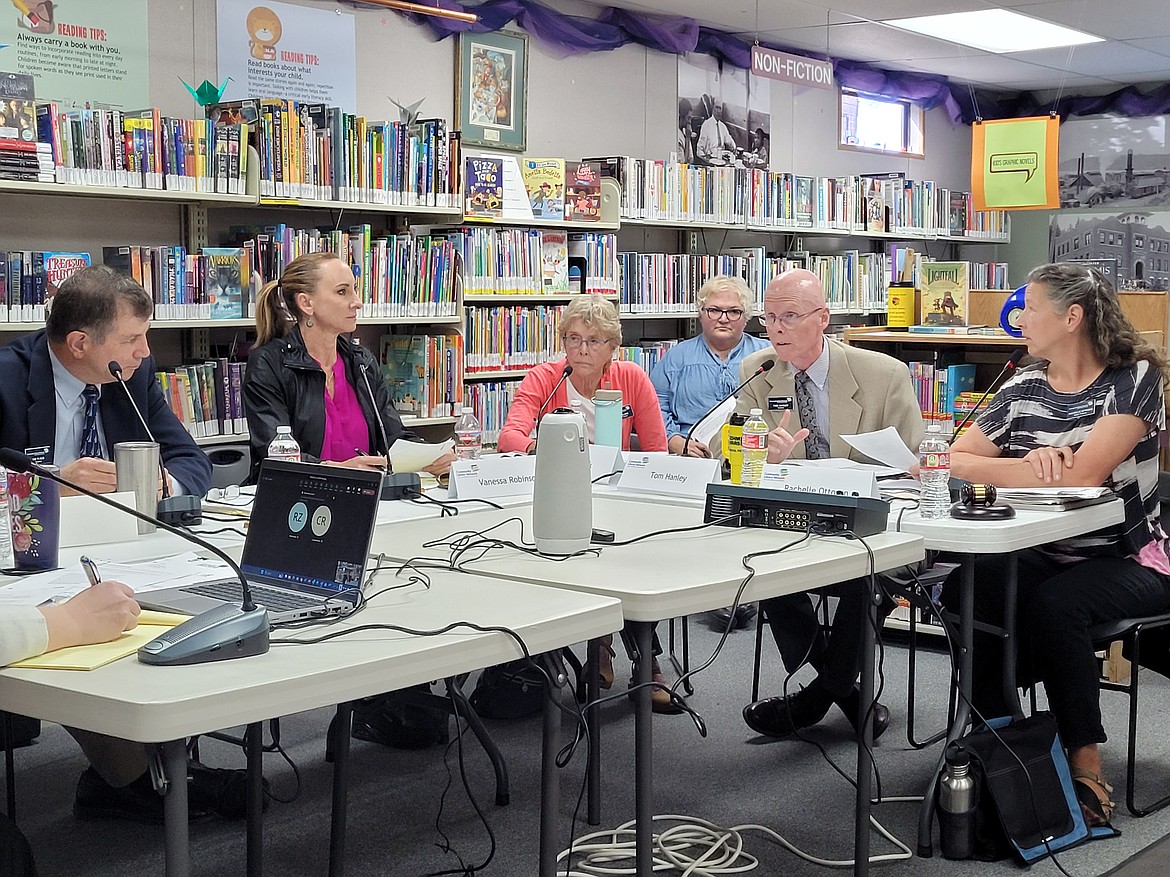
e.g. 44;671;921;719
0;330;212;495
242;327;418;481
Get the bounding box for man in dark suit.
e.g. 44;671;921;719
0;265;211;496
0;266;242;824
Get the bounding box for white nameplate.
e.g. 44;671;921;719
617;452;721;498
760;464;879;499
590;445;623;484
59;491;139;547
448;454;536;499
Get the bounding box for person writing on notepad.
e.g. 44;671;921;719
0;582;139;666
243;252;454;481
942;262;1170;829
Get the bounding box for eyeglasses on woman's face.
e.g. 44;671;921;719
563;333;610;351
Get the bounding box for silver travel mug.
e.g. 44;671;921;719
114;441;160;535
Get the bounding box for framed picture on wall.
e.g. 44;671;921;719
456;30;528;152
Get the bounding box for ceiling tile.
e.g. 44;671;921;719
1007;0;1170;41
897;53;1070;85
1015;42;1170;77
759;21;980;63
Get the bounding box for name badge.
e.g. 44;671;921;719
23;446;50;466
448;454;536;500
617;452;721;499
621;405;634;419
768;397;794;411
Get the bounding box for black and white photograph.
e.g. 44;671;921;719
1049;210;1170;290
1058;115;1170;209
677;52;770;169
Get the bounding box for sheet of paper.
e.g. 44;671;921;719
691;396;735;452
841;427;918;473
782;459;907;478
390;439;455;473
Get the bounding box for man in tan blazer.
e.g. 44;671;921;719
738;269;923;741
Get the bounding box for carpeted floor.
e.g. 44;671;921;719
7;618;1170;876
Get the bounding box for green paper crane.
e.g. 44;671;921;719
181;77;233;107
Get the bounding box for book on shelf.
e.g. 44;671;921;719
43;252;90;297
464;156;503;218
908;362;976;419
0;249;90;322
202;247;246;319
379;332;463;417
948;191;969;236
521;158;565;221
541;231;570;293
565;160;602;222
156;360;246;438
918;260;969;326
794;175;814;227
907;324;986;335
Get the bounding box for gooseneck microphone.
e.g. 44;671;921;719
107;361;202;526
949;348;1027;444
682;359;775;457
530;364;574;453
0;448;269;666
357;353;420;500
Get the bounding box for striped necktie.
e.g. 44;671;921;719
79;384;103;459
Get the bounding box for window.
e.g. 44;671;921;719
839;89;925;158
1136;235;1145;248
1099;231;1106;244
1084;233;1091;246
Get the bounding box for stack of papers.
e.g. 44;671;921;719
995;487;1114;510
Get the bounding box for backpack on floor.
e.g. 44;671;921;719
950;711;1118;864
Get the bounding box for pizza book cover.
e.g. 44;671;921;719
464;156;503;218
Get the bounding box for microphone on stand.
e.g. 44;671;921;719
107;361;202;526
357;356;420;501
682;359;775;457
0;448;269;666
949;348;1027;444
530;364;573;453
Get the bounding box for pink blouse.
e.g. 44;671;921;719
320;357;370;462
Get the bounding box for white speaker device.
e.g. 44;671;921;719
532;410;592;555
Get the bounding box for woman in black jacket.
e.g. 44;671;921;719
243;251;454;481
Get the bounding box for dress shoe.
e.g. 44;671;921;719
352;689;446;750
835;688;890;742
188;761;270;820
706;604;757;631
627;658;683;714
743;684;835;737
75;768;209;824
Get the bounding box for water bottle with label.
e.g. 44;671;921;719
740;408;769;487
267;426;302;463
918;416;952;519
454;406;483;460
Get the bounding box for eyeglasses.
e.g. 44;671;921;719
700;306;746;322
564;333;611;351
205;484;251;506
764;308;824;327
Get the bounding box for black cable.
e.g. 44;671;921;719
591;469;620;484
605;512;742;547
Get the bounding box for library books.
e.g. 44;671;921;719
918;261;969;326
908;362;976;418
565;161;602;222
567;232;619;295
541;231;570;293
0;250;91;322
465;155;503;218
202;248;246;319
464;304;567;372
208;98;456;206
465;379;520;446
379;332;464;418
522;158;565;221
157;359;247;439
585;155;748;225
617;340;680;375
907;324;987;335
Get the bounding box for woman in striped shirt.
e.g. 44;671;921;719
945;262;1170;827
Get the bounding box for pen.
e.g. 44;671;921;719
356;448;387;473
80;555;101;587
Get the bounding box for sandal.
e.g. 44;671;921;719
1072;771;1115;828
578;635;615;691
626;657;684;715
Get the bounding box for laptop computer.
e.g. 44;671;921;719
141;460;383;623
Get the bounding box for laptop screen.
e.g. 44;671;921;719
241;461;382;595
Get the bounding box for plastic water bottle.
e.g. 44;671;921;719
267;426;302;463
919;417;951;519
740;408;769;487
938;749;977;859
454;406;483;460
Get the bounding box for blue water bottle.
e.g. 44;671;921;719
593;389;622;448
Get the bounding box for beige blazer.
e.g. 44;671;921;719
728;337;925;462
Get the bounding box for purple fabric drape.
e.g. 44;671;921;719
364;0;1168;124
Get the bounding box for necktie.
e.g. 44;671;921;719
79;384;102;459
794;371;829;460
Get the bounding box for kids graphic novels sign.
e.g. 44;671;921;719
216;0;356;112
0;0;149;107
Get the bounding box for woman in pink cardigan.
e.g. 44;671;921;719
497;296;667;453
497;296;677;712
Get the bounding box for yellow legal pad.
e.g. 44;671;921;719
10;611;191;670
